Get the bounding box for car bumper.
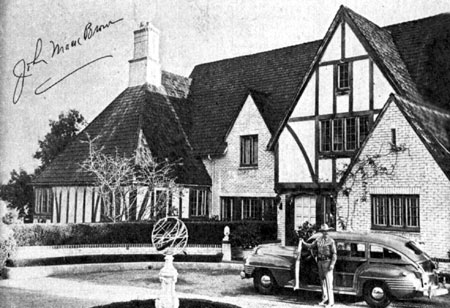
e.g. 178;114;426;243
419;284;448;298
240;271;250;279
240;265;255;279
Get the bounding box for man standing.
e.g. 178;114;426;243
301;224;337;308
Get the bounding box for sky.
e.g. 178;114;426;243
1;0;450;184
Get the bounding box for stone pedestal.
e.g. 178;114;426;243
222;241;231;261
155;255;179;308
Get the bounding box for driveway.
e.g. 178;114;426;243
1;267;448;308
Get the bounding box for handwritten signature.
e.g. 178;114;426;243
12;18;123;104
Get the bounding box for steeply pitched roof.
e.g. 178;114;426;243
33;72;211;187
268;6;450;150
386;13;450;111
344;7;421;100
339;94;450;186
186;40;322;156
394;95;450;181
34;7;450;186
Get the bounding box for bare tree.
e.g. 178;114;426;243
80;136;180;222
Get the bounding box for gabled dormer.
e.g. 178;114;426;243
202;89;278;220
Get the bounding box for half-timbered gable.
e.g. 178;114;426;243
271;6;450;245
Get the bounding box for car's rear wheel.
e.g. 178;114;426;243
363;281;391;308
253;269;278;295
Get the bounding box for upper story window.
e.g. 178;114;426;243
320;115;370;154
371;195;420;231
240;135;258;166
337;62;350;94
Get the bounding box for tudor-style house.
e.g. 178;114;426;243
32;6;450;257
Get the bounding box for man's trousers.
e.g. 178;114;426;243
318;260;334;305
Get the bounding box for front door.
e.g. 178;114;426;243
294;194;317;228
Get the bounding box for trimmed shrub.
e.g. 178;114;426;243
12;220;277;246
12;222;155;246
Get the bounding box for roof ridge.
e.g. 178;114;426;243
345;6;423;100
147;86;194;151
342;6;388;33
191;40;322;70
162;69;190;81
189;8;449;77
75;85;145;142
383;12;450;29
394;94;450;118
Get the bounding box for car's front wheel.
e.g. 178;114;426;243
253;269;278;295
363;281;391;308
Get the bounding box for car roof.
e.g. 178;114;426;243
310;231;427;262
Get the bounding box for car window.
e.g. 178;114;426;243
370;245;401;259
337;241;365;258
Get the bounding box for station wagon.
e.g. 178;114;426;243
240;232;448;308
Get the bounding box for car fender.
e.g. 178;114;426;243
248;254;294;286
357;263;416;298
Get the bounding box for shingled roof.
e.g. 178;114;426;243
394;95;450;181
186;40;322;156
344;7;421;100
339;94;450;185
185;6;450;156
386;13;450;111
34;72;211;187
34;7;450;186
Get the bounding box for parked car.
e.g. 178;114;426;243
240;232;448;308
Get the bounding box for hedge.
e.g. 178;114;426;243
8;253;224;267
12;221;277;246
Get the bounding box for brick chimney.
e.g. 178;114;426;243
128;22;161;87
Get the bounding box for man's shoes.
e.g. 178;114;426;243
293;285;300;290
318;300;327;306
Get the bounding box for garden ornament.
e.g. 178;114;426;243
152;216;188;308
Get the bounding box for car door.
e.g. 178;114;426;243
334;240;367;289
299;238;321;286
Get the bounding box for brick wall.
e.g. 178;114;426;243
337;102;450;258
204;96;276;217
